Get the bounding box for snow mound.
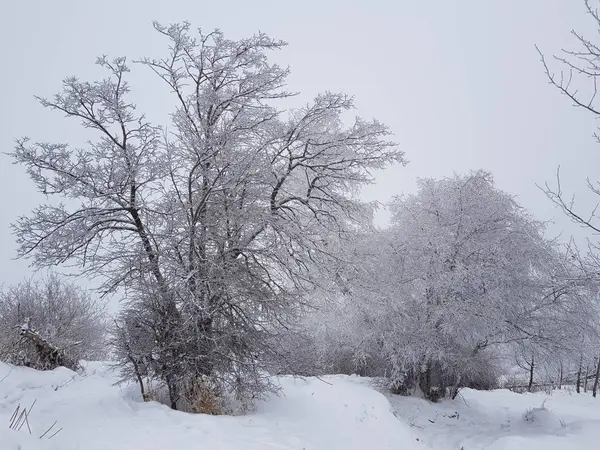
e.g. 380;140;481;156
522;406;565;430
0;362;422;450
387;387;600;450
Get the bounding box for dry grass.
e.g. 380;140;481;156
182;376;223;415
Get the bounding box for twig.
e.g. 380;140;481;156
54;373;77;391
48;427;63;439
314;375;333;386
0;368;12;383
457;391;470;407
9;399;62;440
9;404;20;426
39;421;57;439
18;399;36;434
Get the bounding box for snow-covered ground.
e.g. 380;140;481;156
1;361;599;450
0;361;422;450
388;386;600;450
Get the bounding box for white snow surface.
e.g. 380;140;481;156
0;361;421;450
389;386;600;450
1;361;600;449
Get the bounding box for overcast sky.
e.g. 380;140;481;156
1;0;600;290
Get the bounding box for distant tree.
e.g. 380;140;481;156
11;23;404;410
309;172;595;401
0;273;107;370
593;354;600;396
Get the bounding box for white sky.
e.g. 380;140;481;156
2;0;600;289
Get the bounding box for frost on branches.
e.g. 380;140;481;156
303;172;596;401
536;0;600;396
11;23;404;411
0;273;107;370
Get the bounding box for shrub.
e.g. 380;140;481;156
0;273;107;370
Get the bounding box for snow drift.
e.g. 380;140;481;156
0;361;422;450
3;360;600;449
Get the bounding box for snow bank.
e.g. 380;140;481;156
4;360;600;449
0;362;422;450
388;387;600;449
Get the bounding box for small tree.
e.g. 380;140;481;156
110;302;156;401
0;273;107;370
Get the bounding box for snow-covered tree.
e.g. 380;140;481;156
306;172;595;400
0;273;107;369
385;172;596;398
11;23;404;410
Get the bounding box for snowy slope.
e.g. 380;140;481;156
0;362;423;450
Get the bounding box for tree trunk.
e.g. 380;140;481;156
577;356;583;394
166;373;178;410
419;362;432;400
585;364;590;393
593;355;600;398
129;355;147;401
528;355;535;392
449;374;461;400
558;361;563;390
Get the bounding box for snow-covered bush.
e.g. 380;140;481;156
0;273;107;370
523;404;566;430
